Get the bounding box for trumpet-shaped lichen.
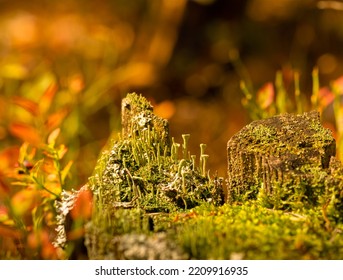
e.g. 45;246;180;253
227;111;343;219
58;95;343;260
85;93;223;259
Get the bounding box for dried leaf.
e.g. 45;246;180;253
11;96;39;116
9;123;41;146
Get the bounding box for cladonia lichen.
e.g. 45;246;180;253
227;111;343;222
84;93;224;259
56;95;343;260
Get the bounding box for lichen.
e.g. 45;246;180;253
85;93;224;259
80;97;343;260
226;111;343;217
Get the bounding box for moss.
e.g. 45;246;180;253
227;111;341;213
81;95;343;260
85;93;224;259
170;202;343;259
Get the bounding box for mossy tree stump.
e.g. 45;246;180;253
121;93;170;145
83;93;223;259
227;111;340;210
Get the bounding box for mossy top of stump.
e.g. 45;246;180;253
229;111;335;167
227;111;336;208
121;93;170;145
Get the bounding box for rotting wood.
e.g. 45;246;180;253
226;111;341;210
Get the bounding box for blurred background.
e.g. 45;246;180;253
1;0;343;182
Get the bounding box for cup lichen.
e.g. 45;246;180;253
84;93;224;259
56;94;343;260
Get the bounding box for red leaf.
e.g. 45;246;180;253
11;96;39;116
45;108;69;131
257;82;274;109
70;187;93;221
9;122;42;146
39;83;58;115
0;146;20;195
318;87;334;108
0;146;19;171
67;227;85;241
154;100;175;119
0;177;10;195
0;224;22;239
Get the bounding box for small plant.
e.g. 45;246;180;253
0;128;73;259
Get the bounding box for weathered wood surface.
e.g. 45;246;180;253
121;93;170;145
227;111;337;207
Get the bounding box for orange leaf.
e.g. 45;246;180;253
0;177;10;195
67;227;85;241
41;240;58;260
11;96;39;116
45;108;69;131
39;83;58;115
333;76;343;93
11;189;40;216
9;122;42;146
0;205;11;224
0;146;19;172
41;181;61;198
70;188;93;220
318;87;334;108
0;224;22;239
154;100;175;119
257;82;274;109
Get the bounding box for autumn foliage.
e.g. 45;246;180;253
2;0;343;259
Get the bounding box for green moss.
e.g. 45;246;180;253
227;111;341;213
85;93;224;259
82;95;343;260
170;202;343;259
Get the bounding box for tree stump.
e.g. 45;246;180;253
121;93;170;145
81;93;223;259
227;111;337;209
